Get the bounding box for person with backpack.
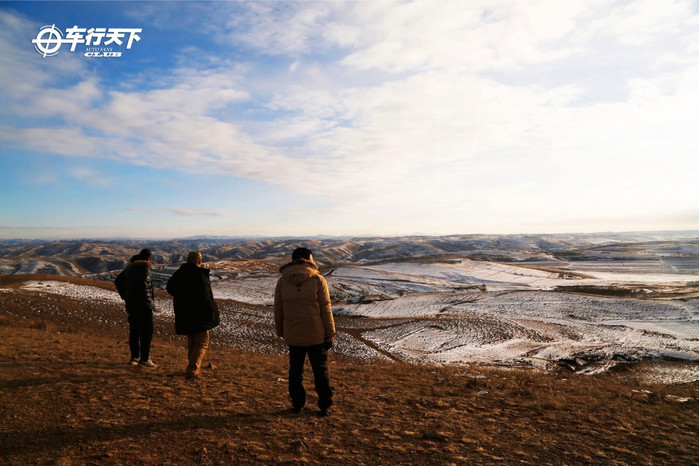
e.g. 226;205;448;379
166;251;220;379
115;248;157;368
274;247;336;416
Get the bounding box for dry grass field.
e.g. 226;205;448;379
0;275;697;464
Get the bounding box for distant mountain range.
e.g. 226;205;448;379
1;231;698;277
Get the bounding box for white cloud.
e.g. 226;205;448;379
591;0;695;46
2;2;699;235
340;0;589;73
322;21;360;47
0;10;88;121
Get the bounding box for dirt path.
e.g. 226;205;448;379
0;276;698;464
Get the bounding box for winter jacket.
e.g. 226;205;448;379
114;260;155;317
166;262;220;335
274;258;335;347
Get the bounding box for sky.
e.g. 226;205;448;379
0;0;698;239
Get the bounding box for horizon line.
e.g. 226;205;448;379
1;228;698;243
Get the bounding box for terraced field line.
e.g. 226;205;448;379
336;320;437;362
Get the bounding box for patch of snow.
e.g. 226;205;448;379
212;276;277;305
635;363;699;385
21;281;123;304
365;261;564;290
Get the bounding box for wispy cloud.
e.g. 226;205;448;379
24;172;60;186
223;2;334;55
0;225;70;230
125;208;235;217
167;208;235;217
69;167;113;188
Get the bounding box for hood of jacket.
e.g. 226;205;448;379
177;262;210;276
129;259;152;270
279;258;319;286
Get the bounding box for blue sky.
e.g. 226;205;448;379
1;1;698;239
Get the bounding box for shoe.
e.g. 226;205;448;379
292;406;303;414
318;408;330;417
138;359;157;368
129;358;139;366
185;373;202;380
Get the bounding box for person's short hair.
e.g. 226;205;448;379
292;247;313;261
187;251;202;265
138;248;152;261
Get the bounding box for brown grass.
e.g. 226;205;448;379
0;278;697;465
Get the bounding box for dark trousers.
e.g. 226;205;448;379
128;313;153;362
288;344;333;410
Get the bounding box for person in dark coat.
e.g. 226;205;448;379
166;251;220;379
115;248;157;367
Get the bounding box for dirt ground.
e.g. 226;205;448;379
0;275;697;465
